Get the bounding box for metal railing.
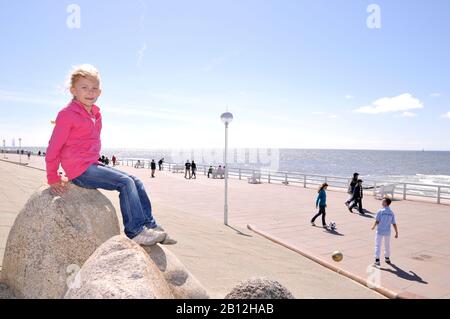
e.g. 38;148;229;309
117;159;450;205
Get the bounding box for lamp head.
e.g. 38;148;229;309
220;112;233;125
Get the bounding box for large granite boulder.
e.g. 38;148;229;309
1;184;120;299
64;236;174;299
142;245;210;299
225;277;295;299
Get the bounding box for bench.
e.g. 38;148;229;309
374;184;396;199
248;172;262;184
212;169;224;179
133;161;145;169
171;164;185;173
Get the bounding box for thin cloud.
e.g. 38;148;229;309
430;93;441;98
401;112;418;117
345;95;355;100
0;89;65;107
137;42;147;67
442;111;450;118
354;93;424;114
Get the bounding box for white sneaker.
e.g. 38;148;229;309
132;228;166;246
153;225;165;232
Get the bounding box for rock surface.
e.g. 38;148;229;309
143;245;210;299
225;277;295;299
64;235;174;299
0;281;15;299
1;184;120;299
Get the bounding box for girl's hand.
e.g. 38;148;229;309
50;180;69;196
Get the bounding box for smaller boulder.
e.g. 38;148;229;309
225;277;295;299
64;236;174;299
143;245;210;299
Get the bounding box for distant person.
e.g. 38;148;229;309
311;183;328;228
191;161;197;179
345;172;359;207
158;158;164;171
101;155;106;164
217;165;224;179
112;155;117;166
134;160;141;168
27;151;31;160
105;157;110;166
207;166;213;178
45;64;174;246
371;197;399;267
348;179;364;214
151;159;156;178
184;160;191;179
38;150;42;156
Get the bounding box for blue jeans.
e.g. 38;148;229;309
72;163;157;238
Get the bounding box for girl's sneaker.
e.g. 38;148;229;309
311;221;316;226
132;228;166;246
385;257;391;264
373;259;381;267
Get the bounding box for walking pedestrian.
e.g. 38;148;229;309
345;172;359;207
349;179;364;214
151;159;156;178
191;160;197;179
311;183;328;228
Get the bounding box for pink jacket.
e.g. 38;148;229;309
45;99;102;184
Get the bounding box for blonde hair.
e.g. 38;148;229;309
67;64;101;88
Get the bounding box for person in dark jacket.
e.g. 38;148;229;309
191;161;197;179
150;159;156;178
345;172;359;206
349;179;364;214
158;158;164;171
311;183;328;228
207;166;213;178
184;160;191;179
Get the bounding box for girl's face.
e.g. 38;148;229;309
70;76;102;108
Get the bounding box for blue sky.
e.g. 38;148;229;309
0;0;449;150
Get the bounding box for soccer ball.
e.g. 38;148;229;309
329;221;336;230
332;251;343;262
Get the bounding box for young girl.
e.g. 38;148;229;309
311;183;328;228
46;64;175;246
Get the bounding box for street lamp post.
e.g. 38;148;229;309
220;112;233;225
18;138;22;164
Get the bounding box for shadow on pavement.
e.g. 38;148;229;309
324;228;345;236
357;212;374;219
226;225;253;237
381;264;428;284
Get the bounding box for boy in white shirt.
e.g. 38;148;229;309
371;197;399;267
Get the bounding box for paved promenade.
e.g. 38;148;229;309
129;165;450;298
0;155;383;299
2;153;450;298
